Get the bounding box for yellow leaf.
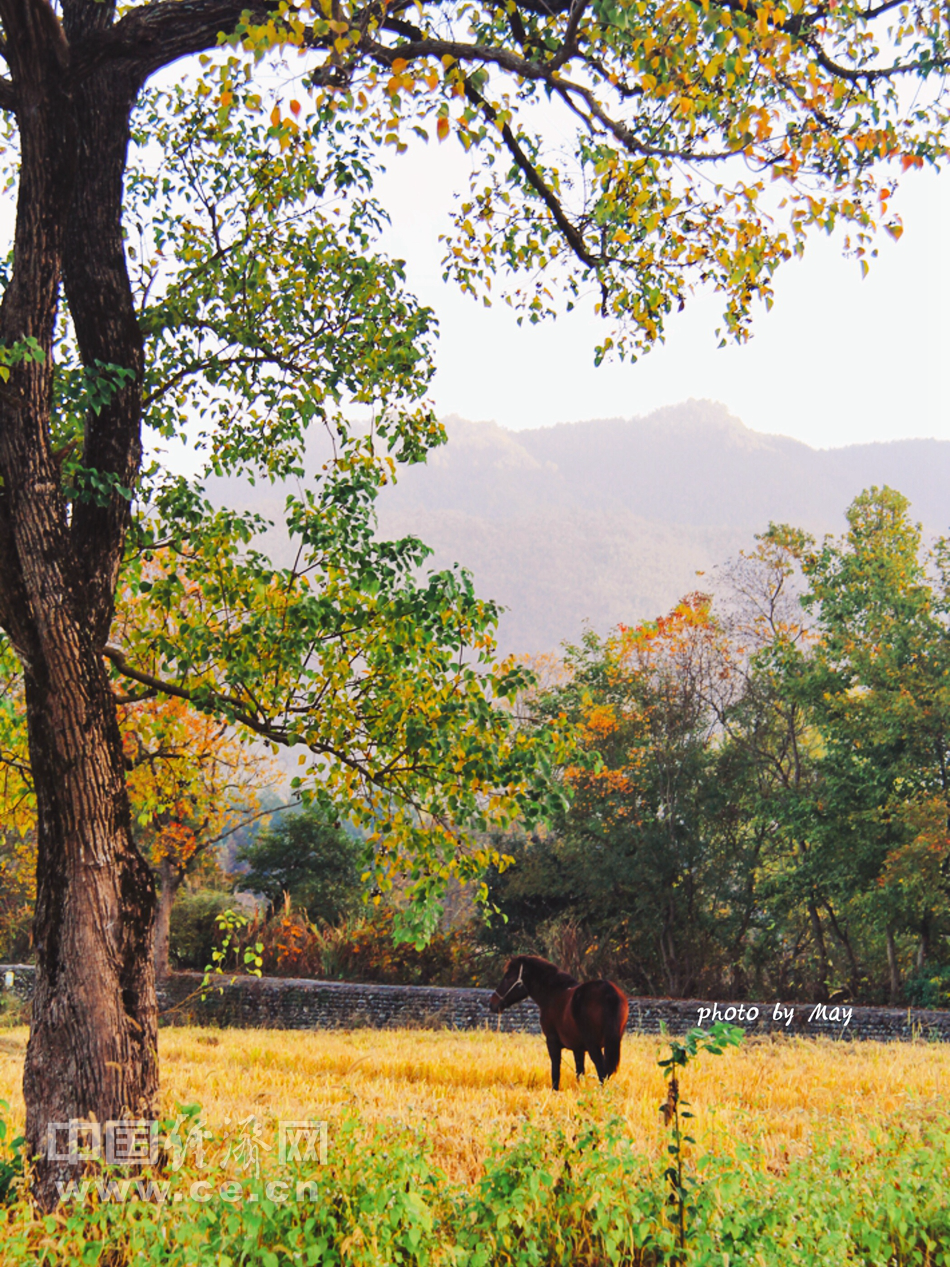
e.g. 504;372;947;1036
437;116;450;142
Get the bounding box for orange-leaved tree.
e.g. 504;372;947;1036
121;695;281;978
526;596;740;995
0;636;281;976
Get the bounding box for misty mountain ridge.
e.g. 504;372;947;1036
208;399;950;657
374;400;950;654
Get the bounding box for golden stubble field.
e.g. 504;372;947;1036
2;1025;948;1181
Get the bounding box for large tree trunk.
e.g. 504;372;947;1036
23;648;158;1210
0;0;284;1216
0;0;156;1209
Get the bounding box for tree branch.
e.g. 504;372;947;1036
102;643;290;743
806;40;947;84
548;0;587;71
63;78;145;645
204;800;300;850
101;644;449;796
365;33;559;80
101;0;320;87
463;79;599;271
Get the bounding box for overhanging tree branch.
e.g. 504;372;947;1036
463;79;599;271
102;643;290;742
96;0;277;84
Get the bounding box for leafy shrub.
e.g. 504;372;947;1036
0;833;34;963
0;1099;23;1206
316;906;489;987
904;965;950;1009
168;889;240;970
228;904;490;987
0;992;30;1030
2;1105;949;1265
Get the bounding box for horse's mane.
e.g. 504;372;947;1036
518;955;579;989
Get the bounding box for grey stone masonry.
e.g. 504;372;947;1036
0;964;34;1002
3;964;949;1040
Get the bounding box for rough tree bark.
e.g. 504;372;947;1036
0;0;154;1211
0;0;255;1210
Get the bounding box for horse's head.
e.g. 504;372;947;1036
489;957;530;1013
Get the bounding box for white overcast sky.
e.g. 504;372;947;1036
2;67;944;455
375;139;949;450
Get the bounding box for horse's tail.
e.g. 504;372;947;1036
602;985;629;1078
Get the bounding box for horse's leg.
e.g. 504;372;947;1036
573;1047;586;1079
603;1031;623;1078
589;1046;608;1083
546;1035;563;1091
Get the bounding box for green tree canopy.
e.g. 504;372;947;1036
775;488;950;999
236;806;363;923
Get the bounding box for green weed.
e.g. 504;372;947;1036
1;1083;948;1264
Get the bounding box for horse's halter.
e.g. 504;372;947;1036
496;962;525;1003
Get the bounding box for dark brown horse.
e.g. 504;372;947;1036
489;955;629;1090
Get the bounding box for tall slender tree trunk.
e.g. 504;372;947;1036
885;924;901;1005
659;899;681;996
823;901;862;1000
154;854;184;981
917;915;930;973
807;898;830;1003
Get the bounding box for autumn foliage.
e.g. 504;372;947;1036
0;678;277;961
487;490;950;1006
218;903;489;988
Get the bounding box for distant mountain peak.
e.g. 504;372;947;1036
435;415;547;473
376;400;950;654
209;401;950;658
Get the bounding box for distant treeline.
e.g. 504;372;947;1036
8;487;947;1009
482;487;950;1007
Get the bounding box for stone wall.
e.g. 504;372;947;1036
4;963;949;1040
0;964;34;1003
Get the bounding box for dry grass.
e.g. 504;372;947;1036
2;1024;949;1183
